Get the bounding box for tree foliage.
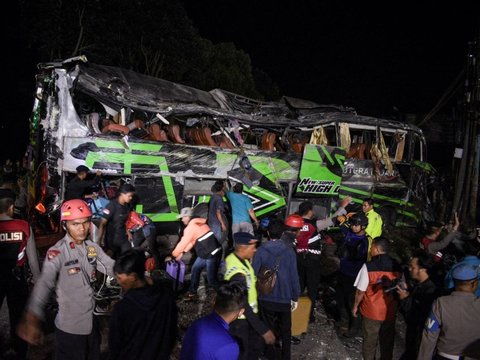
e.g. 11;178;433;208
19;0;278;99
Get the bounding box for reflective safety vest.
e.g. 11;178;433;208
224;253;258;318
296;218;322;255
365;209;382;260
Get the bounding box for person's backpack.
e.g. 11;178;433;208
194;231;221;259
256;256;281;295
125;211;146;233
87;197;110;219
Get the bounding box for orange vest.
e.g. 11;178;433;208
359;254;402;321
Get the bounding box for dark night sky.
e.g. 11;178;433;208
3;1;480;162
183;1;480;116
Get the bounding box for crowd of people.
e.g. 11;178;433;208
0;158;29;220
0;164;479;360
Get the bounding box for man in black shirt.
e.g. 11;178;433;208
109;249;177;359
97;184;135;259
65;165;102;200
396;250;438;360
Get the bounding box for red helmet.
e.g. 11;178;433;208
285;214;304;229
61;199;92;221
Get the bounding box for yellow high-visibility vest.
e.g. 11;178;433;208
224;253;258;318
365;209;383;260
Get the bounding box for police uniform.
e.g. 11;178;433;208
418;265;480;360
0;213;40;359
225;253;259;318
364;208;382;239
296;217;323;320
225;250;268;360
26;233;114;359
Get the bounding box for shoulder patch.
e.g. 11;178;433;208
87;246;97;258
47;249;61;261
425;311;440;332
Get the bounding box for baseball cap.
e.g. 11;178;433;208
76;165;90;173
233;232;258;245
452;264;478;281
177;207;193;218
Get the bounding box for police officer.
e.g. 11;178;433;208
64;165;102;201
0;189;40;359
418;264;480;360
361;198;383;244
225;232;276;360
295;201;323;323
18;199;115;360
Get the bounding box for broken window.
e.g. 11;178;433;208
308;125;337;147
412;133;424;162
380;128;408;163
344;124;376;160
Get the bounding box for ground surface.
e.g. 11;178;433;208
1;278;407;360
172;281;406;360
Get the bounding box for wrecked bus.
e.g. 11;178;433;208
27;56;433;245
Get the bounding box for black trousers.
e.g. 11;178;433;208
0;274;29;359
399;323;422;360
229;318;263;360
132;223;162;267
259;301;292;360
335;272;360;330
108;236;132;260
54;319;100;360
296;253;322;319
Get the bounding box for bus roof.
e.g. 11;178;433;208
39;57;423;136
